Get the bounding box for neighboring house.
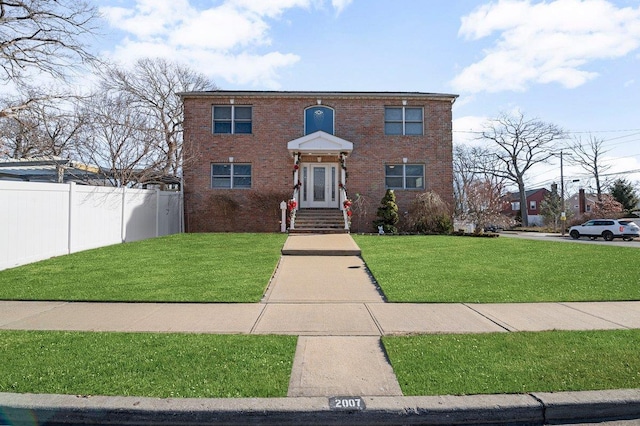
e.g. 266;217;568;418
0;157;181;190
567;189;597;216
180;90;458;232
0;157;103;184
501;188;550;226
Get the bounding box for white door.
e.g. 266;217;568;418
300;163;339;208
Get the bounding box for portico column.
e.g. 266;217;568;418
293;152;300;201
340;152;347;207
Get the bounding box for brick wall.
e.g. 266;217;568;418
182;92;456;233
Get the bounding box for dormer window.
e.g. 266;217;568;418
305;106;334;135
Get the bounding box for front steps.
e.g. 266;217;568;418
290;208;348;234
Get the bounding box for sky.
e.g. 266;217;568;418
93;0;640;194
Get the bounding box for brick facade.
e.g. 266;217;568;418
181;91;457;233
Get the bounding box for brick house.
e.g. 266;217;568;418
180;91;457;233
501;188;550;226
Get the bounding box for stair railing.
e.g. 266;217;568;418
288;194;298;231
341;187;351;231
289;152;301;231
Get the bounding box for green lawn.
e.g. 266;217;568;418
354;235;640;302
0;330;297;398
383;330;640;396
0;233;287;302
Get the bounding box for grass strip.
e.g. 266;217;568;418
0;330;297;398
0;233;287;302
354;235;640;302
383;330;640;396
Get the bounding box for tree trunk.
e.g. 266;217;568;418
518;181;529;227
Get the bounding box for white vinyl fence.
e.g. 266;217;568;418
1;181;182;271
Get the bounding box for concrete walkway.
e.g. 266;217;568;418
2;233;640;424
4;300;639;335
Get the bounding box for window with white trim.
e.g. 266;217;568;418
211;163;252;188
385;164;424;189
384;107;423;135
511;202;520;211
213;106;252;134
530;200;537;210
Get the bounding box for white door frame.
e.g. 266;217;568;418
299;163;339;208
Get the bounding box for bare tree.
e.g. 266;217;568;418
453;144;504;216
0;94;87;159
567;134;611;200
460;178;512;233
0;0;99;119
480;111;565;226
453;144;476;216
77;92;158;187
0;0;98;83
99;58;215;177
0;115;34;158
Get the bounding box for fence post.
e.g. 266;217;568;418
67;182;76;254
156;189;161;237
121;187;127;243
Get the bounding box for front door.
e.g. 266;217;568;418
300;163;339;208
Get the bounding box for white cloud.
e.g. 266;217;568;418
452;0;640;93
169;5;270;51
101;0;193;40
100;0;351;88
331;0;354;14
227;0;314;18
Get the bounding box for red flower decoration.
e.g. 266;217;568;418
294;165;299;170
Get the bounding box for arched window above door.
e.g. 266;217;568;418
304;106;334;135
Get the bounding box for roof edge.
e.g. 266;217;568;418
178;90;458;101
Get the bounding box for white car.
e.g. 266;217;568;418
569;219;640;241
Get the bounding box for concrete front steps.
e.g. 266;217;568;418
290;208;347;234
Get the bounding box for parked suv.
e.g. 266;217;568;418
569;219;640;241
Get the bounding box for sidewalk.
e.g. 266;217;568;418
2;233;640;425
3;300;640;336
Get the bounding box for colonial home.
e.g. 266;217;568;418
501;188;550;227
180;91;457;233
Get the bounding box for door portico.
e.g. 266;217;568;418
287;131;353;209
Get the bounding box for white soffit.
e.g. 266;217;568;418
287;131;353;155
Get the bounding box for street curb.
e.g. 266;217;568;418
2;389;639;425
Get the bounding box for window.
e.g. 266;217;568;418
305;106;334;135
385;164;424;189
211;163;251;188
384;107;423;135
530;200;537;210
213;106;252;134
511;202;520;211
